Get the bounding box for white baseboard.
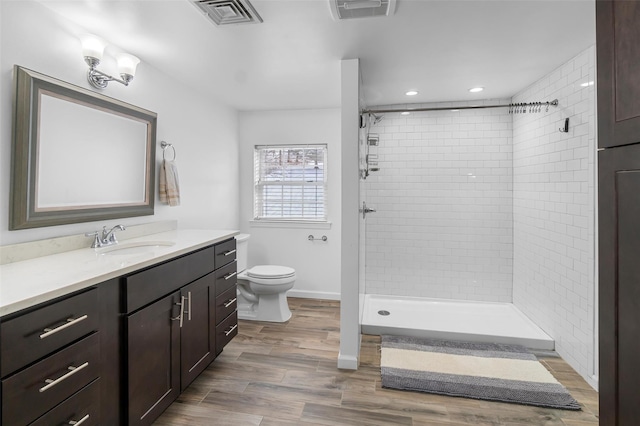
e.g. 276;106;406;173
337;352;358;370
587;375;599;391
288;290;340;301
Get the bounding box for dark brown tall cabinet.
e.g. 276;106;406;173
596;0;640;424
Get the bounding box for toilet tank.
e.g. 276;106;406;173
235;234;250;273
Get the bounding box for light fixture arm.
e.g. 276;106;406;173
84;57;133;89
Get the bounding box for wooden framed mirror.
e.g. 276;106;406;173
10;66;157;230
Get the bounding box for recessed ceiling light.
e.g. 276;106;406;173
401;111;410;115
469;87;484;93
580;81;594;87
405;90;418;96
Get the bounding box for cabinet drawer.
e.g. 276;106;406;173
1;288;99;377
215;286;237;324
2;332;100;426
215;261;237;296
214;238;236;269
125;245;216;313
215;311;238;355
30;378;100;426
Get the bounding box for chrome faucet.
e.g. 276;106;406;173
102;224;126;245
85;224;126;248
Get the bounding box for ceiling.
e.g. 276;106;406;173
40;0;596;111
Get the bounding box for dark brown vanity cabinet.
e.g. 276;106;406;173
0;287;106;426
0;236;238;426
124;238;237;426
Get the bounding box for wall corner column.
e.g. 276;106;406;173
338;58;361;369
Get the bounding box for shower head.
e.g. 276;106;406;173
371;113;384;125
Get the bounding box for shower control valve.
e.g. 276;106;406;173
360;201;377;219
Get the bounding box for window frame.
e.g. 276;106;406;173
253;144;328;223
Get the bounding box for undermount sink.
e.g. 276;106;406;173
96;241;176;256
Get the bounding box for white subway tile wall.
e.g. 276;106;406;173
512;46;596;385
364;100;514;302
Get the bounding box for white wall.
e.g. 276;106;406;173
512;46;597;389
0;0;239;246
238;108;341;300
364;100;514;302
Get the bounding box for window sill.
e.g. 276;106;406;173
249;220;332;230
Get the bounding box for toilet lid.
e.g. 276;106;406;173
247;265;295;279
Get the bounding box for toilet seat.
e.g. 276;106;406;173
247;265;295;280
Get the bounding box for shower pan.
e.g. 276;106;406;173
361;295;554;350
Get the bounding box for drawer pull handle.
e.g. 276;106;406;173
224;324;238;336
39;362;89;393
224;297;237;308
171;296;186;328
186;291;192;321
40;315;88;339
223;249;237;256
68;414;90;425
224;271;237;280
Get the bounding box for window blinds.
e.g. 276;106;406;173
254;145;327;221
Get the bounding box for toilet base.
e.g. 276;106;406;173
237;292;292;323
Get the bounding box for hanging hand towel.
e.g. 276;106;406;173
159;159;180;206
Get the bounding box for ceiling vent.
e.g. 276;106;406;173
191;0;263;26
329;0;396;20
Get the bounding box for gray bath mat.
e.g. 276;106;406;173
380;335;581;410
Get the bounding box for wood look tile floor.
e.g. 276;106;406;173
154;298;599;426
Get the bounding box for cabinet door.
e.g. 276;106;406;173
596;0;640;148
180;273;216;391
127;291;181;426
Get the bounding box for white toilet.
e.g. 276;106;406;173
235;234;296;322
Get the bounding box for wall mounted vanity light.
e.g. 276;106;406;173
80;34;140;89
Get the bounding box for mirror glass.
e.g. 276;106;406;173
10;66;157;230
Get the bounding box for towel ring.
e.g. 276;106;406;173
161;141;176;161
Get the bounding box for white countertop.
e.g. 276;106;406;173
0;229;238;317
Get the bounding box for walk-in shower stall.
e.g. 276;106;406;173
357;46;597;387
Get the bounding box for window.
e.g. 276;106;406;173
254;145;327;221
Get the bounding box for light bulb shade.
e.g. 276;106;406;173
79;34;106;61
116;53;140;77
